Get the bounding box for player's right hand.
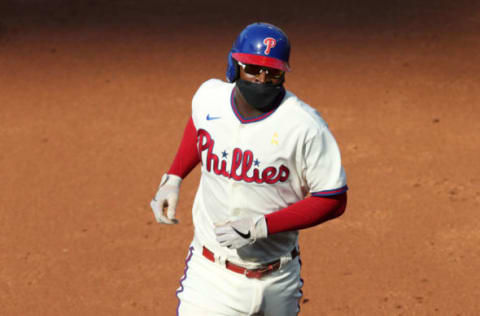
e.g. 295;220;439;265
150;173;182;224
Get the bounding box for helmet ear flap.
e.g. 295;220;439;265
226;51;239;83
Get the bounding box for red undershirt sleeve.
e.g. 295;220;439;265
265;193;347;235
167;117;200;179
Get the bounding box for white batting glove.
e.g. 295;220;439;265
214;215;268;249
150;173;182;224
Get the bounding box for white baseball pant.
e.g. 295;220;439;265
175;243;303;316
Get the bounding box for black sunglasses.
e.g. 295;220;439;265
237;61;284;79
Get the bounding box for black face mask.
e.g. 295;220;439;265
236;79;286;113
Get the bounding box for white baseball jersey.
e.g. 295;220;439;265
191;79;347;267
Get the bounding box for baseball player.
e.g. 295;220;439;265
151;22;348;316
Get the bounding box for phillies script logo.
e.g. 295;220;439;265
197;129;289;184
263;37;276;55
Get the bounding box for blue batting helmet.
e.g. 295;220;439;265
226;22;291;82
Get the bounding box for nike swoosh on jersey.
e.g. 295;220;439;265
206;114;221;121
232;227;251;239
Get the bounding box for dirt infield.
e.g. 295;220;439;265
1;1;479;315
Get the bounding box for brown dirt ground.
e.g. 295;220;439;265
1;1;479;315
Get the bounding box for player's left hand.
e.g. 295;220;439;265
214;215;268;249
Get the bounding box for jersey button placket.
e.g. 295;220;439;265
229;123;242;217
233;123;250;217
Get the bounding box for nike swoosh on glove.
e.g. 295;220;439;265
214;215;268;249
150;173;182;224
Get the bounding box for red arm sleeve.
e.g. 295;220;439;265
265;192;347;235
167;117;201;179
